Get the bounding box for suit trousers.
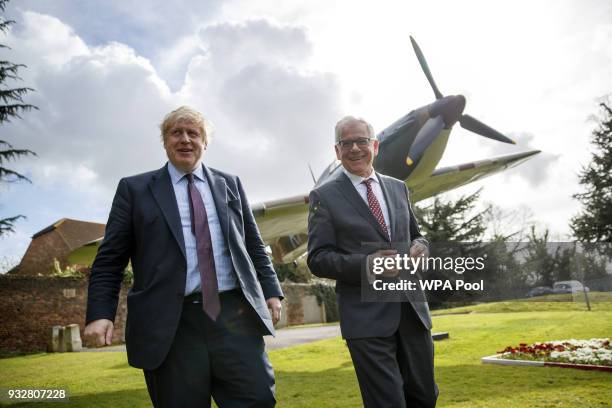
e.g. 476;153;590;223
143;289;275;408
346;302;438;408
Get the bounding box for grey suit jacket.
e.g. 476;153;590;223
86;163;283;369
307;170;431;339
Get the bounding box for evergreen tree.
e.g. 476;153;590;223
414;188;490;242
570;102;612;242
522;227;558;287
521;229;605;288
0;0;37;236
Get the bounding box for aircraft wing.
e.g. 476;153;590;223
252;195;309;242
252;194;310;263
407;150;541;202
68;150;540;265
255;150;542;262
67;194;312;266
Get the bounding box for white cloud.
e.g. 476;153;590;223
179;18;343;201
200;19;312;71
17;11;89;66
1;11;344;260
4;12;175;193
5;13;343;202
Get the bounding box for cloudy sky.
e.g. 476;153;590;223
1;0;611;268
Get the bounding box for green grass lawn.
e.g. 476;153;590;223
431;293;612;315
1;305;610;407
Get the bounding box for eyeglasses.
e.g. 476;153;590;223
337;137;373;150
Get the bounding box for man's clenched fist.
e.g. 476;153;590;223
84;319;114;347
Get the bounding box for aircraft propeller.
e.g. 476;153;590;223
406;36;515;166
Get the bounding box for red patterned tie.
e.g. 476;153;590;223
186;174;221;321
363;179;390;240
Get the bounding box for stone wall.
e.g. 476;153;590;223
278;283;327;328
0;276;128;353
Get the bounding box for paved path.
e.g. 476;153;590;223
265;325;341;350
83;324;341;352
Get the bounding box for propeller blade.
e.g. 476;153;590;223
307;164;316;184
410;36;444;100
406;116;445;166
459;114;516;144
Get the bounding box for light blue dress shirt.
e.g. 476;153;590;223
167;161;238;295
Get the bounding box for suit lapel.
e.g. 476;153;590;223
336;172;390;241
149;164;186;259
202;164;230;245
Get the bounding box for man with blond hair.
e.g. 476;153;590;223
84;106;283;407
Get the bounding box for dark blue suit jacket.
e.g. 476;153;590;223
86;163;283;369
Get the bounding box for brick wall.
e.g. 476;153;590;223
0;276;128;353
0;277;331;353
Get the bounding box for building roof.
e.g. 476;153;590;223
32;218;105;251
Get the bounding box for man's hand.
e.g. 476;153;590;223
410;242;428;258
84;319;114;347
409;242;428;272
266;297;282;325
368;249;399;278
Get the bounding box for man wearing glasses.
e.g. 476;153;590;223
307;116;438;407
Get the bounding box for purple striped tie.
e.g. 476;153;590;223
186;174;221;321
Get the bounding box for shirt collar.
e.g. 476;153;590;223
342;167;378;187
167;161;205;185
